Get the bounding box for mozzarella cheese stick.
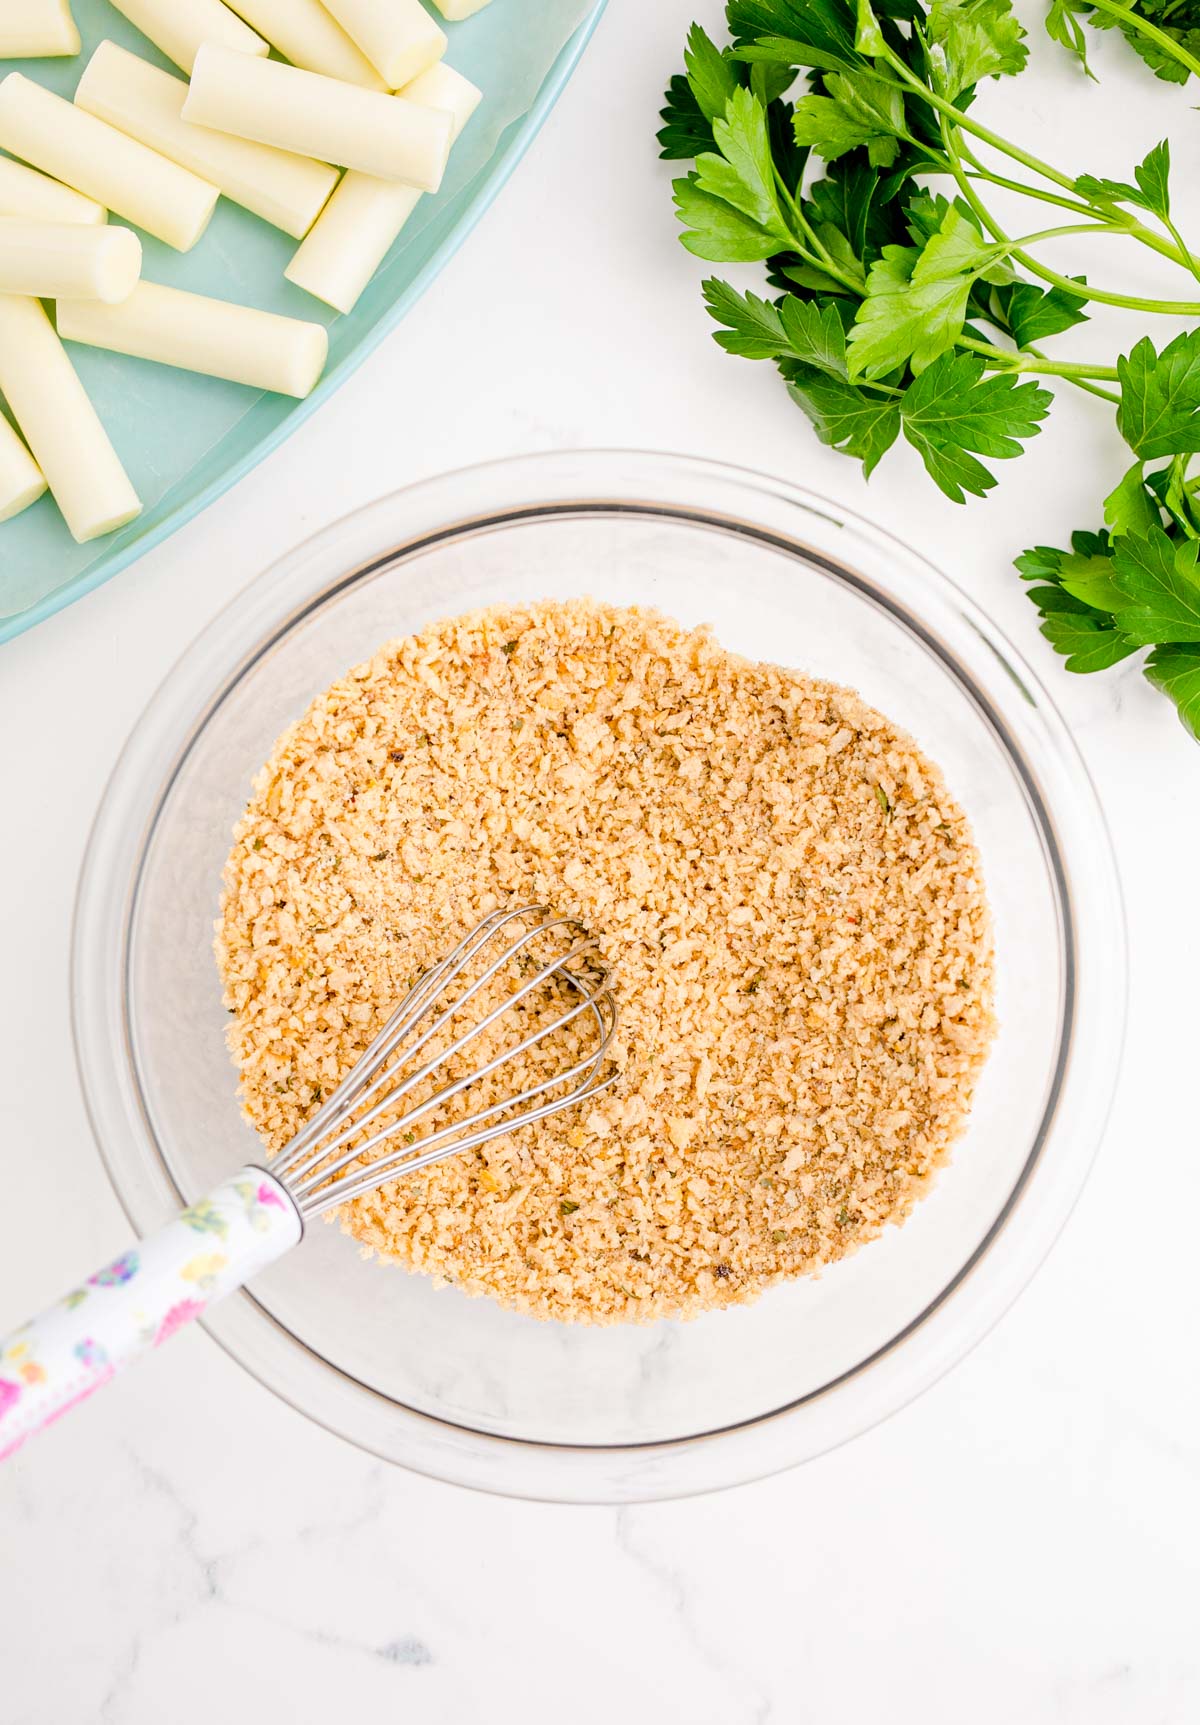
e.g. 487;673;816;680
0;412;46;523
0;156;105;224
320;0;445;90
286;61;479;313
0;75;218;251
429;0;493;17
58;279;329;398
76;42;337;241
106;0;267;76
223;0;386;90
0;220;141;301
0;0;81;58
0;295;139;542
184;46;452;189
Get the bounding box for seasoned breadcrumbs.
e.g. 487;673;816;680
216;600;995;1324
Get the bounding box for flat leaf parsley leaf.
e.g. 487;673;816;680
847;206;1010;377
990;278;1089;348
1018;461;1200;738
704;279;852;371
792;69;910;166
1016;535;1141;671
697;84;786;229
784;365;902;472
727;0;864;72
927;0;1029;97
684;21;740;121
1111;526;1200;642
900;352;1051;501
1075;140;1172;220
1103;462;1161;536
1145;645;1200;738
673;174;787;260
1117;330;1200;458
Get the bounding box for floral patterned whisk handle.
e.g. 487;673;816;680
0;1169;301;1462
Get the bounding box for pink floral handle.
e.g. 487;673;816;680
0;1167;301;1461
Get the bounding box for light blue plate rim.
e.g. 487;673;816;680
0;0;607;650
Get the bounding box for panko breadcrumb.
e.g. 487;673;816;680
215;600;995;1323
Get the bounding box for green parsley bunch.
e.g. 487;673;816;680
660;0;1200;735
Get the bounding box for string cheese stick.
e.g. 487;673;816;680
0;0;81;58
0;296;140;543
223;0;386;91
0;75;218;251
184;45;453;190
320;0;445;91
286;61;479;313
0;220;141;301
0;413;46;524
0;156;105;225
106;0;267;76
75;41;338;241
58;280;329;399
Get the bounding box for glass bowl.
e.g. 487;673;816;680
72;450;1126;1502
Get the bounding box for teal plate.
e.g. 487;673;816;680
0;0;606;644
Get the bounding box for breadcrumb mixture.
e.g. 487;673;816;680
216;600;995;1323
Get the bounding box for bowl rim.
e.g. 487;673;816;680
71;448;1128;1502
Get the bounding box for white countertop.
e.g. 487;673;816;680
2;3;1198;1720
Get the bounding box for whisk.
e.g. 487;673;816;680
0;906;617;1461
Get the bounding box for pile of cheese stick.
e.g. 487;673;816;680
0;0;486;541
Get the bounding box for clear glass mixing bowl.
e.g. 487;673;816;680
72;450;1126;1502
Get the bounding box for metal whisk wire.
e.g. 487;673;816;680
270;905;619;1218
0;908;619;1457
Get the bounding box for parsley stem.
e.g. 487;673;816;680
876;43;1080;193
943;122;1200;313
772;166;865;295
1163;213;1200;288
962;149;1200;276
894;40;1200;284
1112;215;1200;276
963;165;1099;219
1011;223;1124;247
1057;376;1121;403
957;334;1119;380
1025;346;1120;404
1084;0;1200;80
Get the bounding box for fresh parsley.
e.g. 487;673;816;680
662;1;1200;506
665;0;1200;727
1045;0;1200;84
1117;329;1200;459
663;0;1200;729
899;354;1051;503
928;0;1030;95
1018;346;1200;738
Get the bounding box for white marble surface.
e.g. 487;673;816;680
2;3;1199;1719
